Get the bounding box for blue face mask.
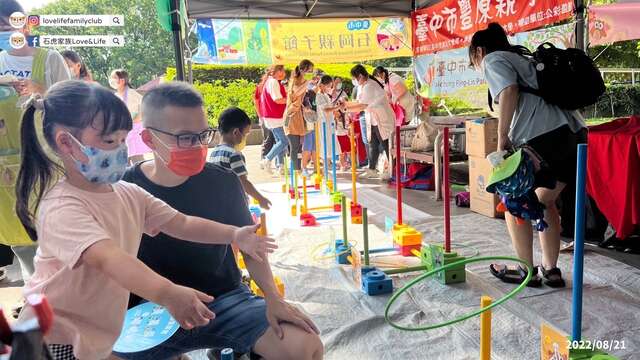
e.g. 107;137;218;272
68;133;128;184
0;31;12;52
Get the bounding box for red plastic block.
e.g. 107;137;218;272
394;243;422;257
300;213;317;227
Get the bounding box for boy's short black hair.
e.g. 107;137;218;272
219;107;251;134
320;75;333;85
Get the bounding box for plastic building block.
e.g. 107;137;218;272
350;203;363;224
300;213;317;227
326;180;333;192
250;276;285;297
431;244;466;284
394;243;422;257
335;239;350;264
420;245;434;272
256;213;267;236
248;205;261;223
291;204;297;217
331;192;343;211
569;347;615;360
289;189;300;199
312;174;322;190
393;226;422;246
361;267;393;295
282;183;287;193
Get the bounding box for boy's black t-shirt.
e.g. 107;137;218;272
123;162;251;308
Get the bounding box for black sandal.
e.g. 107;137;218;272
489;264;542;288
539;266;566;288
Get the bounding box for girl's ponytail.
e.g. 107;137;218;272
15;100;60;241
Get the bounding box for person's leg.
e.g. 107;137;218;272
11;245;36;282
261;122;275;159
536;183;566;270
368;126;381;171
358;112;369;159
504;213;535;267
288;135;302;171
265;127;284;161
253;323;323;360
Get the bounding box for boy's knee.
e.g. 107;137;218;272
281;327;323;360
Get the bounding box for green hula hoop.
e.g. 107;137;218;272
384;256;532;331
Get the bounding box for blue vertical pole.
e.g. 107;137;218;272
290;155;295;191
323;120;329;188
572;144;587;342
331;121;337;193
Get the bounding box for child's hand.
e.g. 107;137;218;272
258;196;272;210
162;284;215;330
233;224;278;262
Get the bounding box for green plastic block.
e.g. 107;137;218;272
431;244;466;284
420;245;433;272
331;192;343;205
569;348;616;360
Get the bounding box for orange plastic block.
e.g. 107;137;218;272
393;226;423;246
394;243;422;257
291;204;297;216
250;276;285;297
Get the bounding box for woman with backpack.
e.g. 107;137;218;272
469;23;587;288
341;64;395;179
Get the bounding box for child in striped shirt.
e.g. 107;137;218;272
210;107;272;209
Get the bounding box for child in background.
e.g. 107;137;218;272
334;110;351;171
315;75;341;174
15;81;276;360
210;107;272;210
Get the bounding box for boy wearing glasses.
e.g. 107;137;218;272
210;107;272;210
120;82;322;360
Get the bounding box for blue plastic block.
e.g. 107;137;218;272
361;268;393;295
335;239;350;264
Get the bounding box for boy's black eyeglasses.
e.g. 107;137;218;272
148;127;216;148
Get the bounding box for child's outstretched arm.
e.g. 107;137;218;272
239;175;272;210
83;240;214;330
158;214;277;262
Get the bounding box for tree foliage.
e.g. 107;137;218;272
30;0;174;87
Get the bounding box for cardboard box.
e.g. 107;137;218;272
465;118;498;157
468;156;503;218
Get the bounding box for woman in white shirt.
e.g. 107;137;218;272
109;69;147;164
341;65;395;179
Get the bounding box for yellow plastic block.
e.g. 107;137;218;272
250;276;285;297
393;226;423;246
291;204;297;217
351;216;363;224
281;183;287;193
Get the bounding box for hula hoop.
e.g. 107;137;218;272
384;256;531;331
310;240;358;261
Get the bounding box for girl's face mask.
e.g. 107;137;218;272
67;132;128;184
335;82;343;90
108;77;120;90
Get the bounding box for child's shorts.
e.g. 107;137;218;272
303;130;316;151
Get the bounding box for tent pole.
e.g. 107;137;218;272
575;0;586;51
171;0;186;81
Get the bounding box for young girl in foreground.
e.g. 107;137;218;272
15;81;277;360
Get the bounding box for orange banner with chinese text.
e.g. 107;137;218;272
412;0;574;56
269;17;412;64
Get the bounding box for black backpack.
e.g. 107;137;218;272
489;43;605;111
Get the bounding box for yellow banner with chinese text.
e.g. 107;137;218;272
269;17;412;64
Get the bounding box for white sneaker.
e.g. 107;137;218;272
360;169;378;179
261;159;273;174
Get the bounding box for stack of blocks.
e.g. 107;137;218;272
392;224;422;257
350;202;363;224
431;244;466;284
312;174;322;190
334;239;351;265
361;266;393;295
250;276;285;297
331;192;343;212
